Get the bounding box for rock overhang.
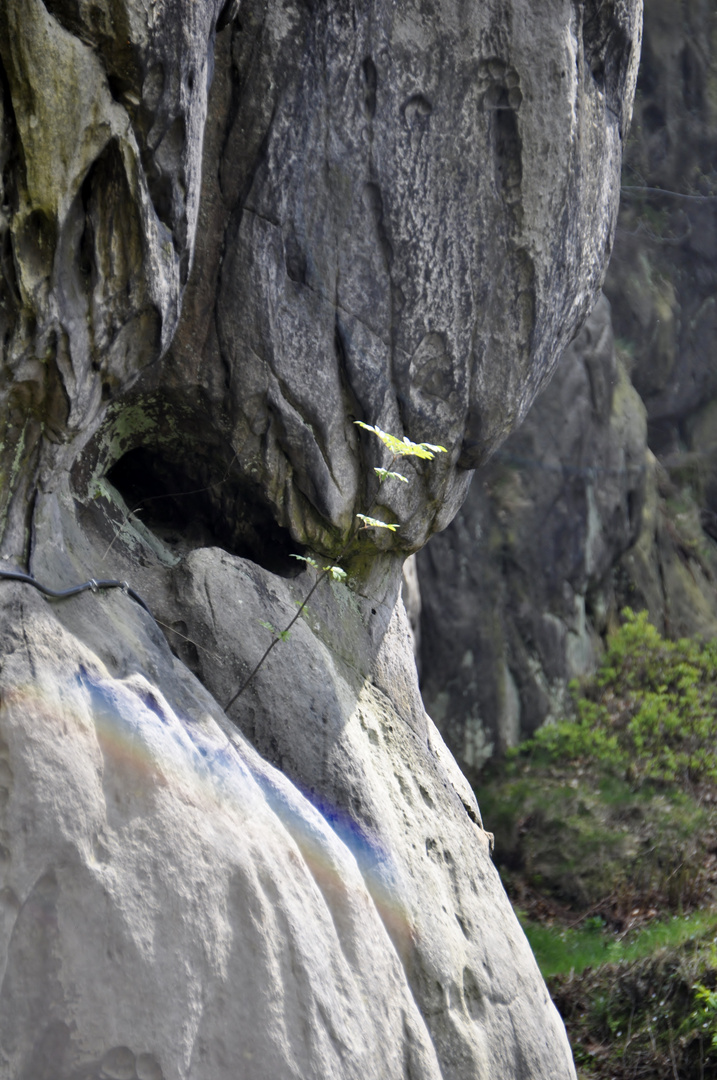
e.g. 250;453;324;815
0;3;643;1078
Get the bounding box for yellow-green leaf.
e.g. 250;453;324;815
356;513;399;532
354;421;447;459
374;467;409;483
324;565;348;582
291;554;319;569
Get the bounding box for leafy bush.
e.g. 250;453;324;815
515;609;717;788
478;609;717;914
479;609;717;1077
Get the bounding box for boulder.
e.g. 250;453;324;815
0;578;444;1080
0;484;578;1079
0;0;641;1076
0;0;642;565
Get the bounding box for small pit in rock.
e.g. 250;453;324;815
107;446;302;577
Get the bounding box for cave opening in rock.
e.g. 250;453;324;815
107;445;302;577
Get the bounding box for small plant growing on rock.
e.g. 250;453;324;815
224;423;445;711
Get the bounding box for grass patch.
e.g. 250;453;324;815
520;909;717;979
479;767;717;917
549;930;717;1079
475;609;717;1076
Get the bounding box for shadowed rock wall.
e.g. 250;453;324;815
417;296;647;769
0;1;641;1077
604;0;717;639
414;0;717;779
605;0;717;443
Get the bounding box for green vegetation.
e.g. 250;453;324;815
478;609;717;1077
517;609;717;786
225;423;446;710
353;421;446;461
290;554;347;581
520;908;717;980
549;930;717;1080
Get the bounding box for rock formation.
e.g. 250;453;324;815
0;1;641;1077
417;0;717;775
605;0;717;448
604;0;717;639
418;296;647;767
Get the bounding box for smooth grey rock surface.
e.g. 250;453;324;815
0;572;445;1080
417;297;647;770
1;484;575;1080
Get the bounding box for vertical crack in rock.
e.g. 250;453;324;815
483;59;524;228
580;0;639;134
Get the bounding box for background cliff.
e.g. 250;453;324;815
418;0;717;775
0;2;641;1079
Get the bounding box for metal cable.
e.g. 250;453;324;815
621;185;717;203
0;566;152;615
494;453;647;477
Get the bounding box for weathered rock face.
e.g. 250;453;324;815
0;0;641;1077
416;0;717;773
8;489;576;1080
0;581;446;1080
1;0;641;565
602;0;717;639
617;451;717;641
171;0;642;554
417;297;647;769
603;0;717;442
0;0;231;556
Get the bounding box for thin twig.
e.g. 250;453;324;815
224;453;398;710
224;563;334;712
622;184;717;203
626;1001;635;1050
565;891;616;928
224;446;394;710
154;617;224;664
223;427;440;711
667;1017;679;1080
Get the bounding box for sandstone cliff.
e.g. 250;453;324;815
0;2;641;1077
418;0;717;774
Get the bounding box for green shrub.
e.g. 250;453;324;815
478;609;717;913
514;609;717;788
480;609;717;1076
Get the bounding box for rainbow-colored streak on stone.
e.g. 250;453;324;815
47;663;415;957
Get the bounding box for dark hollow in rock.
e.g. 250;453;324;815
107;445;302;577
